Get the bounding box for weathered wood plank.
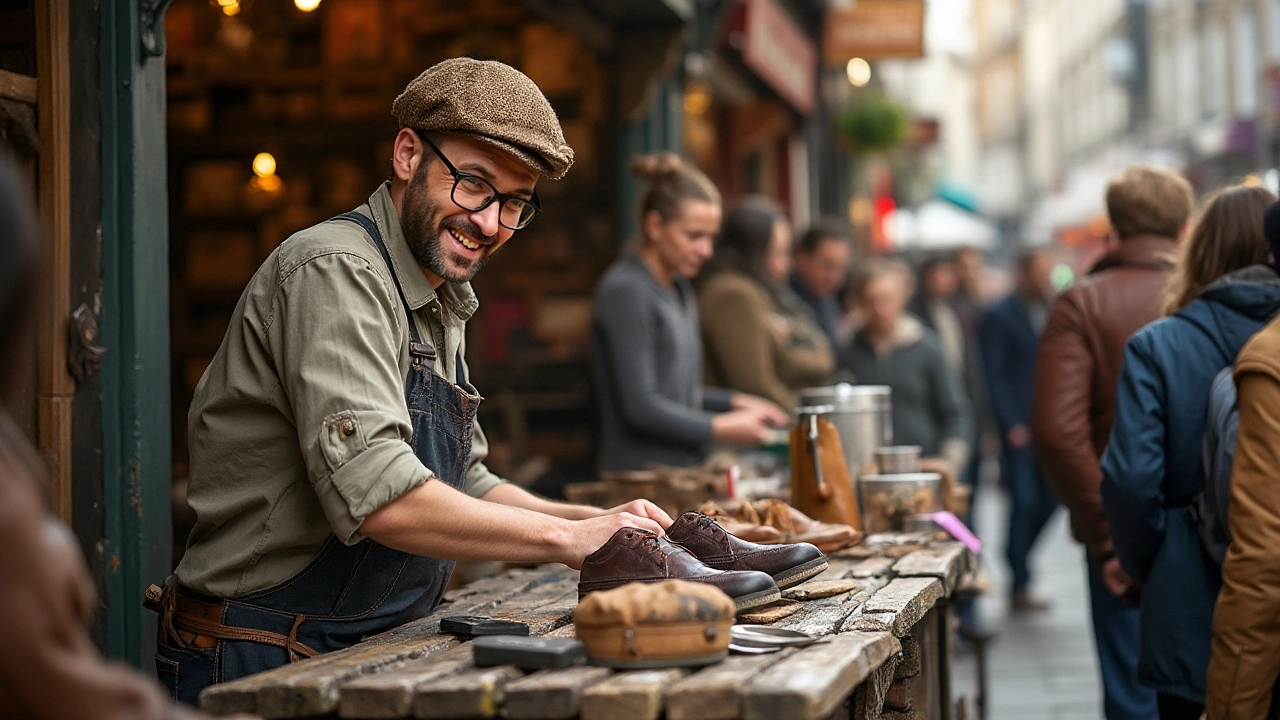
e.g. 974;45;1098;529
852;656;900;720
738;599;803;624
665;649;797;720
783;579;863;600
776;578;886;637
894;636;920;679
336;644;472;719
743;632;900;720
891;544;970;596
413;663;525;719
848;557;896;578
0;68;37;104
200;570;575;717
849;578;942;637
579;668;688;720
502;665;613;720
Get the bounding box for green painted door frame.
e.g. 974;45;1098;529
99;0;172;666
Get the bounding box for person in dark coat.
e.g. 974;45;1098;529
790;218;852;344
979;249;1058;611
838;258;972;476
1101;185;1280;719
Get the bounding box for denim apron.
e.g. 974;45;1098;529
157;210;481;705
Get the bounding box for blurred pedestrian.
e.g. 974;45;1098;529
909;254;965;374
790;217;852;344
948;247;992;499
979;249;1058;612
0;161;246;719
1206;202;1280;720
591;153;787;472
1103;185;1280;719
1033;164;1193;720
698;197;835;409
838;258;971;477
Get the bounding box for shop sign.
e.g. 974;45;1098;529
742;0;818;115
824;0;926;63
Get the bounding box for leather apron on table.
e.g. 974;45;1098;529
154;210;481;705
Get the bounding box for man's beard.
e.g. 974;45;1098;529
401;165;500;284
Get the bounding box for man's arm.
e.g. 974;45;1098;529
1031;294;1112;555
480;482;672;526
360;480;664;570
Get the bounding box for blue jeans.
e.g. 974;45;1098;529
1087;553;1158;720
1003;446;1057;592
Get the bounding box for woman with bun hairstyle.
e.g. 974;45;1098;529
697;196;835;410
590;153;788;472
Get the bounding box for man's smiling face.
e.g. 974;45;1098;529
400;133;539;285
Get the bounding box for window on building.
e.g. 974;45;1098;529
1236;6;1260;116
1205;20;1228;119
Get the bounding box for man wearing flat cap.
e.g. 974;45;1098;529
152;58;671;704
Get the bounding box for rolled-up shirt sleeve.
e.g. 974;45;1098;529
270;251;431;543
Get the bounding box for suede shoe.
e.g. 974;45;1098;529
578;528;780;611
666;512;829;590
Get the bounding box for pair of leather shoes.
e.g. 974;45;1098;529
578;512;828;612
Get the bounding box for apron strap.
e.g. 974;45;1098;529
331;210;432;360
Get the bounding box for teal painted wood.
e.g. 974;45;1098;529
99;0;172;668
615;76;683;245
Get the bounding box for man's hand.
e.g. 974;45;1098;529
730;393;790;427
712;408;774;446
1007;424;1032;449
559;512;666;570
601;499;673;529
1101;557;1136;598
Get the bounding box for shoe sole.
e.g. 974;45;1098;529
733;586;782;612
771;557;830;590
579;582;781;612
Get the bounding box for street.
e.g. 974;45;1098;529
954;475;1103;719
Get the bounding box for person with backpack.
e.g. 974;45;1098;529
1205;201;1280;720
1101;186;1280;719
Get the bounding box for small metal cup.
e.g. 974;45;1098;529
875;445;922;475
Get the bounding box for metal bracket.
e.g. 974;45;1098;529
68;303;106;384
139;0;174;58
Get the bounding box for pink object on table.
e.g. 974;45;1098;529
929;511;982;555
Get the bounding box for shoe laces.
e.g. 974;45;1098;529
623;529;668;566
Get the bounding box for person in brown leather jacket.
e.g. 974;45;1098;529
0;160;248;719
1031;165;1192;720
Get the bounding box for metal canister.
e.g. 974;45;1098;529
797;384;892;485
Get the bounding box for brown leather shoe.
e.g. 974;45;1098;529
578;528;781;611
666;512;829;590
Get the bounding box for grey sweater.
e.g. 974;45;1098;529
837;315;972;471
591;253;734;471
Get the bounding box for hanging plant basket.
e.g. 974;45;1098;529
836;92;911;155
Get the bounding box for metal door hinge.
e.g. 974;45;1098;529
68;303;106;383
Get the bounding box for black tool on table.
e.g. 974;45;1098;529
471;635;587;670
440;615;531;637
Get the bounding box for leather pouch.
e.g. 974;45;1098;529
575;580;733;669
790;415;862;530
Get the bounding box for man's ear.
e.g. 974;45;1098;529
392;128;423;184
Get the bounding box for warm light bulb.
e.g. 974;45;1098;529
295;0;321;11
846;58;872;87
252;152;277;178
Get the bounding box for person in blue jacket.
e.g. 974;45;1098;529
979;249;1059;611
1101;185;1280;720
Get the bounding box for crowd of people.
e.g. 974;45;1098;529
8;56;1280;719
594;155;1280;719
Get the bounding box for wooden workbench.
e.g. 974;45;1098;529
198;534;973;720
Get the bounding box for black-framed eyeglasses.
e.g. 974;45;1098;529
416;131;541;230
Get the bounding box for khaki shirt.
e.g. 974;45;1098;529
174;183;504;598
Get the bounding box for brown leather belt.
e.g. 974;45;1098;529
144;584;319;661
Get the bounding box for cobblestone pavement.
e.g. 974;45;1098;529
952;477;1104;720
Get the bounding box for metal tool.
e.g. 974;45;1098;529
731;625;820;649
808;412;825;494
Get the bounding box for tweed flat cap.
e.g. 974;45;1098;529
393;58;575;180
